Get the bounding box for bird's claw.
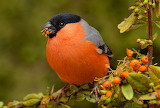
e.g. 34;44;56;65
54;84;70;103
90;84;100;102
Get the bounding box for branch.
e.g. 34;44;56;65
147;6;153;65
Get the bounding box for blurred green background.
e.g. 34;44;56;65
0;0;160;107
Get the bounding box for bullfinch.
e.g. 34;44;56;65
41;13;113;85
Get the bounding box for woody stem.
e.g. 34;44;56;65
147;6;153;65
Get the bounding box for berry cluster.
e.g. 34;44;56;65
126;49;148;72
99;70;129;104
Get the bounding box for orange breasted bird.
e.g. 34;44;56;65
41;13;113;85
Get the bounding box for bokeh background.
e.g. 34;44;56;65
0;0;160;107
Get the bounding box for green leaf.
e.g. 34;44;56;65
113;85;120;99
0;102;4;108
82;91;97;103
86;95;96;103
23;99;40;107
127;73;151;92
60;103;71;108
153;2;160;18
60;96;69;103
126;23;145;32
139;92;157;100
23;93;42;101
133;97;143;105
154;85;160;91
121;84;134;100
75;92;85;102
124;101;134;108
153;32;158;41
154;21;160;29
118;13;137;33
148;65;160;86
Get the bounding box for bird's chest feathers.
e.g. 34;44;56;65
46;22;88;63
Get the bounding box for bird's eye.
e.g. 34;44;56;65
59;22;65;28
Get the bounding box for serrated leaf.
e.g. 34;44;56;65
139;92;157;100
124;101;134;108
23;93;42;101
126;23;145;32
81;84;89;89
113;85;121;99
23;99;40;107
86;95;96;103
60;96;69;103
75;93;85;102
153;32;158;41
0;102;4;108
154;21;160;29
133;97;143;105
154;85;160;91
148;65;160;85
127;73;151;92
68;95;76;106
82;91;90;96
60;103;71;108
118;13;137;33
153;2;160;18
121;84;134;100
101;105;108;108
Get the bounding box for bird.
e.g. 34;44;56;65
41;13;113;85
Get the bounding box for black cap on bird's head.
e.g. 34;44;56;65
41;13;81;38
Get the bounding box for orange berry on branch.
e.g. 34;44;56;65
105;91;113;97
156;91;160;99
130;59;140;71
7;102;12;106
113;76;121;84
141;56;148;64
103;81;112;89
139;65;148;72
121;71;129;77
126;49;134;57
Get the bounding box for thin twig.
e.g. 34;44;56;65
147;6;153;65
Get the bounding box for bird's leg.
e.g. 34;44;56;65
89;82;101;102
54;84;70;101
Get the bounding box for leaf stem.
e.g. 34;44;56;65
147;6;153;65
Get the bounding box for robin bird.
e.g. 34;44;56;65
41;13;113;85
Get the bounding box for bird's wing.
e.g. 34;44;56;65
81;19;113;59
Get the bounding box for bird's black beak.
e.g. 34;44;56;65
41;21;56;38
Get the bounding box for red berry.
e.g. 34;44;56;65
156;91;160;99
113;76;121;84
103;81;112;89
141;56;148;63
7;102;12;106
140;65;147;72
105;91;113;97
130;59;140;71
126;49;134;57
121;71;129;77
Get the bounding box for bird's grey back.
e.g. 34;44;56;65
80;19;113;58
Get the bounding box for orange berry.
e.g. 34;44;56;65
130;59;140;71
103;81;112;88
156;91;160;99
126;49;134;57
105;91;113;97
113;76;121;84
121;71;129;77
139;65;147;72
7;102;12;106
141;56;148;64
